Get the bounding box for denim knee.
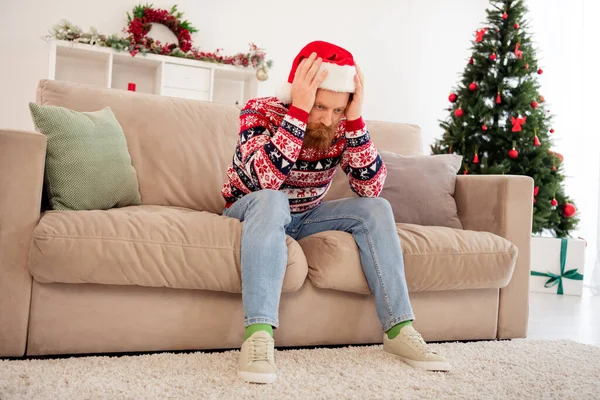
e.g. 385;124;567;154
358;197;395;225
247;189;291;222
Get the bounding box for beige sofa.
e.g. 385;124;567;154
0;80;533;358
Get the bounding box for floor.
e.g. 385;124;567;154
527;288;600;346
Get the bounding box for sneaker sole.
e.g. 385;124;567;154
384;346;451;371
396;355;451;371
238;370;277;384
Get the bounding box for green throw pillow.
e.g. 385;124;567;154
29;103;141;211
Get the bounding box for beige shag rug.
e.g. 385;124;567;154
1;339;599;399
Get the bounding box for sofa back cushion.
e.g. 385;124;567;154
36;80;424;212
36;80;239;213
324;121;424;202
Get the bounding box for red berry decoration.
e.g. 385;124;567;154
469;82;478;91
455;108;464;117
508;148;519;159
449;93;458;103
502;12;508;19
538;68;544;74
563;203;577;218
531;101;539;109
514;23;520;29
482;124;488;131
550;128;555;133
534;135;541;146
551;198;558;207
490;53;497;61
534;186;539;196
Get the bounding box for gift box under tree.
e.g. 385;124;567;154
530;237;585;296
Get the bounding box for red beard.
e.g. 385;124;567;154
303;123;336;151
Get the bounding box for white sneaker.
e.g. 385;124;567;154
383;326;451;371
238;331;277;383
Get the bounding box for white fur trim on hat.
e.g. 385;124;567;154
276;62;357;105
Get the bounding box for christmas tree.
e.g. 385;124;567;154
431;0;579;238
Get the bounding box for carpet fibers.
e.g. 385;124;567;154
1;339;599;399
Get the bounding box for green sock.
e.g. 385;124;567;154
386;320;413;340
244;323;273;341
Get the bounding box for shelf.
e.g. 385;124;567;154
56;44;111;63
49;40;261;105
113;52;162;69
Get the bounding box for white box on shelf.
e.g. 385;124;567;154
530;236;586;296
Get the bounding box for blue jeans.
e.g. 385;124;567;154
222;189;414;332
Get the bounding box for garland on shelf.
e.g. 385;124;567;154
45;4;273;80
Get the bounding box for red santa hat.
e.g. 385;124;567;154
276;41;357;104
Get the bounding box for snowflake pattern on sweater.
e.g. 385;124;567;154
221;96;387;213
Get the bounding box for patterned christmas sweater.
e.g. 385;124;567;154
221;97;387;213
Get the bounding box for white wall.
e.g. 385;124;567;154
0;0;488;138
1;0;597;279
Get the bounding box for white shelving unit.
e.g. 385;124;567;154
48;40;260;106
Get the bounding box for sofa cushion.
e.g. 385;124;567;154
28;103;141;211
298;223;518;294
29;205;308;293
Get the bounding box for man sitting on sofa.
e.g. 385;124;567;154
221;41;450;384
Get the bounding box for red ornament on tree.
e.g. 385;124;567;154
514;43;523;59
490;53;497;61
496;92;502;104
556;152;564;163
469;57;474;65
475;28;488;43
525;63;529;69
502;12;508;19
552;166;557;171
550;128;555;133
563;203;577;218
511;116;527;132
455;108;464;117
482;124;488;131
508;147;519;159
538;68;544;74
473;152;480;164
534;135;541;146
449;93;458;103
531;101;539;109
540;95;545;102
469;82;478;91
551;198;558;207
534;186;540;196
514;23;520;29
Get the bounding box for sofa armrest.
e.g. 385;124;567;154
0;129;46;357
454;174;534;339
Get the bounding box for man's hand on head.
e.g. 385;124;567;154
345;63;364;122
291;52;328;114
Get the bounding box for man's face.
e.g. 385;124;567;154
303;90;350;151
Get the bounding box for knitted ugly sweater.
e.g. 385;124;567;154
221;97;387;213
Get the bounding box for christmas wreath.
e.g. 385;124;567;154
125;4;197;56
